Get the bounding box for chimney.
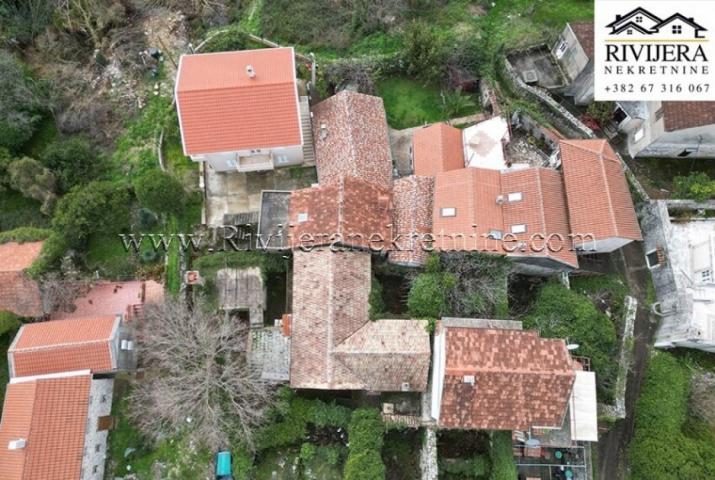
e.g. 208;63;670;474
8;439;27;450
246;64;256;78
615;14;621;20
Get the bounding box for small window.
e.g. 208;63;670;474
627;29;633;35
635;16;643;23
634;128;645;142
672;25;682;35
488;230;503;240
511;224;527;234
297;212;309;223
678;148;696;157
276;155;289;164
507;192;523;202
441;207;457;217
701;269;713;283
227;159;237;168
100;394;107;403
655;107;664;120
646;250;660;268
93;465;99;474
95;444;101;452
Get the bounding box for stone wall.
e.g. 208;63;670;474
81;378;114;480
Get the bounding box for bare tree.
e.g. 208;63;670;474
39;271;89;316
128;297;273;450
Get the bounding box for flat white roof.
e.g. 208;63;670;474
463;116;522;170
569;370;598;442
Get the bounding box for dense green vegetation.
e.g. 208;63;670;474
488;431;517;480
629;352;715;480
523;282;618;403
344;409;386;480
674;172;715;201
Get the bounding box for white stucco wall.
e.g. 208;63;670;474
193;144;304;172
81;378;114;480
553;24;589;82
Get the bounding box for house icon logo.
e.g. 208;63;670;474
606;7;707;38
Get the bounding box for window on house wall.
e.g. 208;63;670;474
673;25;682;34
297;212;309;223
646;250;660;268
488;230;503;240
556;40;568;59
701;269;713;283
678;148;696;157
655;107;664;120
634;128;645;142
441;207;457;217
100;394;107;403
511;224;527;234
227;159;237;168
507;192;523;202
95;444;101;452
627;29;633;35
276;155;289;164
93;465;99;474
636;16;643;23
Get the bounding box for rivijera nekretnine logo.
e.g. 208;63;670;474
595;0;715;101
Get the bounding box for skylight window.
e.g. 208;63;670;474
297;212;309;223
511;224;527;234
507;192;523;202
441;207;457;217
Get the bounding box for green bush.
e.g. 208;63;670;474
629;352;715;480
407;272;451;318
344;408;385;480
368;275;386;320
489;431;517;480
7;156;57;214
133;170;186;216
523;282;617;402
344;450;386;480
402;20;445;82
440;455;490;478
300;442;317;463
0;311;21;337
26;231;68;277
51;180;131;248
673;172;715;201
0;51;42;152
201;24;248;53
42;136;101;193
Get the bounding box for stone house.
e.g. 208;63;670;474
551;21;594;106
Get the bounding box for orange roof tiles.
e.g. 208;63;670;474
439;327;575;431
0;374;91;480
662;102;715;131
312;91;393;189
0;242;44;318
413;123;465;176
432;167;578;268
569;21;594;59
9;316;118;377
288;176;393;251
176;47;301;155
389;176;435;266
560;139;642;243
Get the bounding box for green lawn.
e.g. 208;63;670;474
377;77;479;129
0;190;49;231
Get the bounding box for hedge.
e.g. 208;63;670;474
489;431;517;480
344;408;385;480
0;311;21;337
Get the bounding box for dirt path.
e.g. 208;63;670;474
597;241;658;480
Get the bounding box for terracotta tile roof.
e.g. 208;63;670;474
413;123;465;176
560;139;642;242
569;21;594;59
432;167;578;268
312;91;393;189
389;176;435;266
290;249;430;391
51;280;163;321
176;47;301;155
9;316;118;377
0;374;91;480
0;242;44;318
288;176;393;250
662;102;715;131
439;327;575;430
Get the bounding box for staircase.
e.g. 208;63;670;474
300;96;316;166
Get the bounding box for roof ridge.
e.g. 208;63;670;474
177;80;296;93
11;337;111;353
596;147;620;237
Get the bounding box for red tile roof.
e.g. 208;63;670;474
0;374;91;480
290;249;430;391
9;316;118;377
662;102;715;131
569;21;594;59
438;326;575;431
389;176;435;266
176;47;302;155
312;91;393;189
288;176;393;250
413;123;465;176
560;139;642;243
0;242;44;318
432;167;578;268
51;280;163;321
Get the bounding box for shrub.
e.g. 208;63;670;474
344;408;385;480
629;352;715;480
673;172;715;201
300;442;317;463
26;231;69;277
7;157;57;214
52;180;131;247
0;227;52;244
42;136;101;193
369;275;386;320
0;51;42;151
407;272;450;318
489;431;517;480
523;282;617;402
440;455;490;477
133;170;186;216
0;311;21;336
402;20;445;82
201;24;247;53
586;101;616;126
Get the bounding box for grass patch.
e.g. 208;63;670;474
0;190;49;231
377;77;478;129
